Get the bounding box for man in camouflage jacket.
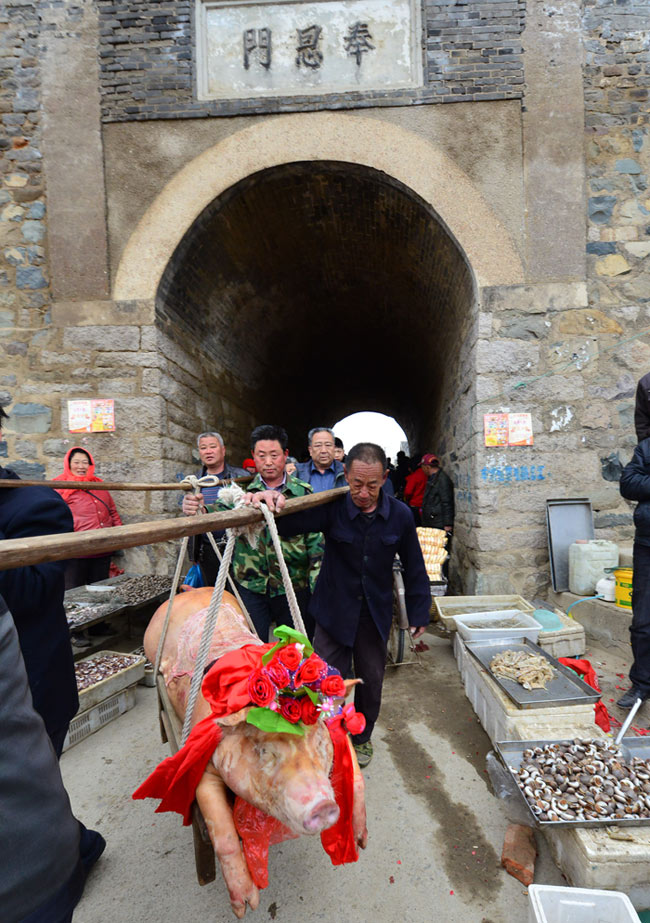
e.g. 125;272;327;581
183;424;322;641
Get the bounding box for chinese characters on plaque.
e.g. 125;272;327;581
243;21;375;71
483;412;533;447
198;0;421;101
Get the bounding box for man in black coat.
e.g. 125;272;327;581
420;454;455;533
634;372;650;443
0;405;78;753
0;404;106;873
617;436;650;707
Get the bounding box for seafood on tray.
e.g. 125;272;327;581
489;649;555;690
511;739;650;822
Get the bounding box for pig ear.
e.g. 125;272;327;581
215;705;252;727
343;678;361;697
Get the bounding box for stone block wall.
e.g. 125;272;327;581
0;1;50;472
583;0;650;544
96;0;525;121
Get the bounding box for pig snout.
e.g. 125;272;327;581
302;798;340;834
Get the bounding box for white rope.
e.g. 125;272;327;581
259;502;307;637
155;475;309;745
181;529;237;745
203;529;258;635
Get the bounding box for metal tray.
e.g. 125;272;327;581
464;637;601;709
495;738;650;828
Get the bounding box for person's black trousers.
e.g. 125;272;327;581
313;603;388;745
629;541;650;693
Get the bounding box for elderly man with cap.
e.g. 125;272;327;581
420;453;455;535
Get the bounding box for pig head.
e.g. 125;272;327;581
141;588;367;918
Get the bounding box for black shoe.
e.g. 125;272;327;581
616;686;649;709
79;824;106;875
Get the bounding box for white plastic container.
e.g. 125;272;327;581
568;540;619;596
62;685;137;752
434;594;535;631
452;610;541;644
527;884;640;923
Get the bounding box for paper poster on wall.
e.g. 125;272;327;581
68;399;115;434
508;412;534;446
483;413;509;447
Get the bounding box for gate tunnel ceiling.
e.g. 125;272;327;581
156;161;475;451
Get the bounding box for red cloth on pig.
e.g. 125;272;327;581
558;657;611;733
133;643;273;824
320;711;361;866
234;798;298;889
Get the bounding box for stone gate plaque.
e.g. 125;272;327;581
196;0;422;101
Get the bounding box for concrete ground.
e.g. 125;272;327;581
61;629;570;923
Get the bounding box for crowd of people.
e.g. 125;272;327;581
182;423;453;768
0;402;451;920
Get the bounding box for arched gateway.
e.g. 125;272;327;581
111;114;525;591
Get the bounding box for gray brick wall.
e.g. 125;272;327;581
97;0;525;122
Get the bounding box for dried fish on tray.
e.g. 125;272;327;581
496;737;650;827
113;575;175;606
490;649;555;690
65;600;119;629
464;638;600;708
75;650;146;710
75;653;141;691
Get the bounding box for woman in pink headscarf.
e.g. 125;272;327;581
53;446;122;590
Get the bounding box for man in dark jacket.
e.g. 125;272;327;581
247;442;431;768
0;405;106;873
188;430;248;586
0;406;78;754
617;437;650;707
420;454;455;533
296;427;346;492
635;372;650;443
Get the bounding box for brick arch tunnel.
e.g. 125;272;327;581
155;161;477;459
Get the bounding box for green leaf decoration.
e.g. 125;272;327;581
261;641;283;666
246;706;305;736
303;686;319;704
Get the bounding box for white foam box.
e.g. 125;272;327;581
434;594;535;631
537;610;586;659
455;635;601;745
63;685;137;752
527;884;641;923
541;827;650;911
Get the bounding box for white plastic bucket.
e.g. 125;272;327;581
568;540;619;596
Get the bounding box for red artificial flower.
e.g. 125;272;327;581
341;704;366;737
294;654;327;688
279;696;302;724
277;644;302;671
264;656;291;690
248;669;276;708
320;673;346;697
300;697;321;725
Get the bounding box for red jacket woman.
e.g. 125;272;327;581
403;466;428;525
53;447;122;590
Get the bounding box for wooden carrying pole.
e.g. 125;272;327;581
0;478;252;491
0;487;348;571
